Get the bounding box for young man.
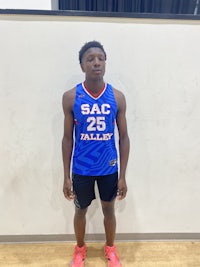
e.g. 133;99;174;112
62;41;130;267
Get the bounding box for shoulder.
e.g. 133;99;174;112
112;87;125;99
62;87;76;113
62;87;76;102
112;87;126;111
62;87;76;104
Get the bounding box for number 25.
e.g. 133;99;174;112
87;116;106;131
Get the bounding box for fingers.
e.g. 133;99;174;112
117;178;127;200
63;188;74;200
63;178;74;200
117;188;127;200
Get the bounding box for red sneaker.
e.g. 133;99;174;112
70;244;87;267
104;244;122;267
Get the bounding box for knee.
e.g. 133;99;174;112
75;207;87;219
101;202;115;219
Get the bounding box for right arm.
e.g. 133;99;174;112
62;88;75;200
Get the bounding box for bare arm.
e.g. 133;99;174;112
62;88;75;200
114;89;130;200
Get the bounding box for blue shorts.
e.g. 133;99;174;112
72;172;118;209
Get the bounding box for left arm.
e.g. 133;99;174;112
114;89;130;200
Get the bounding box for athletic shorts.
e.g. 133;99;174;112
72;172;118;209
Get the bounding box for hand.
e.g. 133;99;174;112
117;178;127;200
63;178;74;200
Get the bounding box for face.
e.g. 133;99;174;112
80;47;106;80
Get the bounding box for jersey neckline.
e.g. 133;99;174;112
82;82;107;100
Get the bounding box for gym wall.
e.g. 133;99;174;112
0;12;200;241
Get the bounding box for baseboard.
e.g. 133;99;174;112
0;233;200;243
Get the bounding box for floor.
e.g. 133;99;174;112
0;241;200;266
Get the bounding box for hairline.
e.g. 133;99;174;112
79;41;107;64
81;47;106;60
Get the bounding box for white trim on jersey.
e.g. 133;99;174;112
82;82;107;100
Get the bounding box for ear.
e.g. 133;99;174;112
80;63;85;73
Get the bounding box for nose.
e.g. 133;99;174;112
94;57;100;66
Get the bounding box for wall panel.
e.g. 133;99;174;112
0;14;200;237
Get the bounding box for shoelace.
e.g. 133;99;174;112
106;247;119;261
73;247;86;263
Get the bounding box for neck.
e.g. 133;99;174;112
84;79;105;94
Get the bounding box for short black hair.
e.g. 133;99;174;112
79;41;107;64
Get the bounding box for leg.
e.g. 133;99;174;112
102;199;122;266
72;173;96;247
70;206;87;267
74;206;88;247
101;199;116;246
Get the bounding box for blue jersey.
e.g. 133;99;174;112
72;82;118;176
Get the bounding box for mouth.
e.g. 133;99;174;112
93;69;102;73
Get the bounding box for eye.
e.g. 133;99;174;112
87;57;94;62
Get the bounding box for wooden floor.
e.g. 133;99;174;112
0;241;200;267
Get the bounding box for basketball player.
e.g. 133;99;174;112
62;41;130;267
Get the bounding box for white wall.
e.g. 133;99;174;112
0;14;200;236
0;0;57;10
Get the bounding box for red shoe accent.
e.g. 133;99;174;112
70;244;86;267
104;245;122;267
